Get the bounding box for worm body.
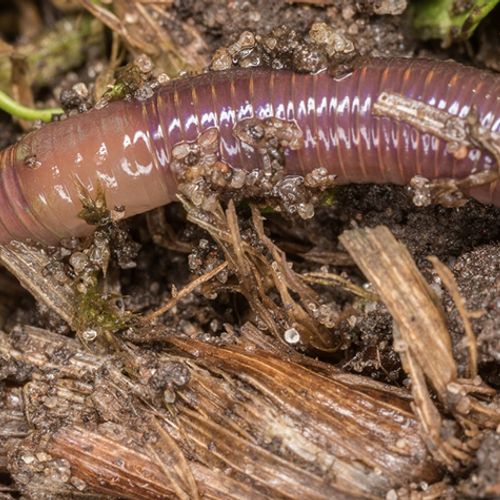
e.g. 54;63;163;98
1;57;500;244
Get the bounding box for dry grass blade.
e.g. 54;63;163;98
78;0;209;75
250;205;338;350
48;424;284;500
146;418;200;500
340;226;456;396
339;225;500;469
298;247;355;266
142;260;228;322
340;226;465;468
302;270;380;301
182;198;340;351
234;321;417;402
428;255;478;378
0;242;75;327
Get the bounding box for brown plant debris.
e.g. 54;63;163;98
340;226;500;471
0;323;444;500
78;0;210;76
175;198;342;352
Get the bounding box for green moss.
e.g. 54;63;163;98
77;182;113;227
319;187;338;207
74;280;134;335
100;61;151;102
73;185;135;340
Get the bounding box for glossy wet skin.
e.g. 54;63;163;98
1;57;500;244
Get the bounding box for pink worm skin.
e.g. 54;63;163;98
1;57;500;245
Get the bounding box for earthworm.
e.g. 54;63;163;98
1;57;500;245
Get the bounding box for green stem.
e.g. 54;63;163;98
410;0;500;45
0;90;63;123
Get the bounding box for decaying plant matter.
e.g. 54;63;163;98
0;322;445;500
1;200;500;499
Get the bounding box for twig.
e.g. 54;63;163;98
428;256;478;379
142;260;229;322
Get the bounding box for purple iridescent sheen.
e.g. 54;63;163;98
1;58;499;244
